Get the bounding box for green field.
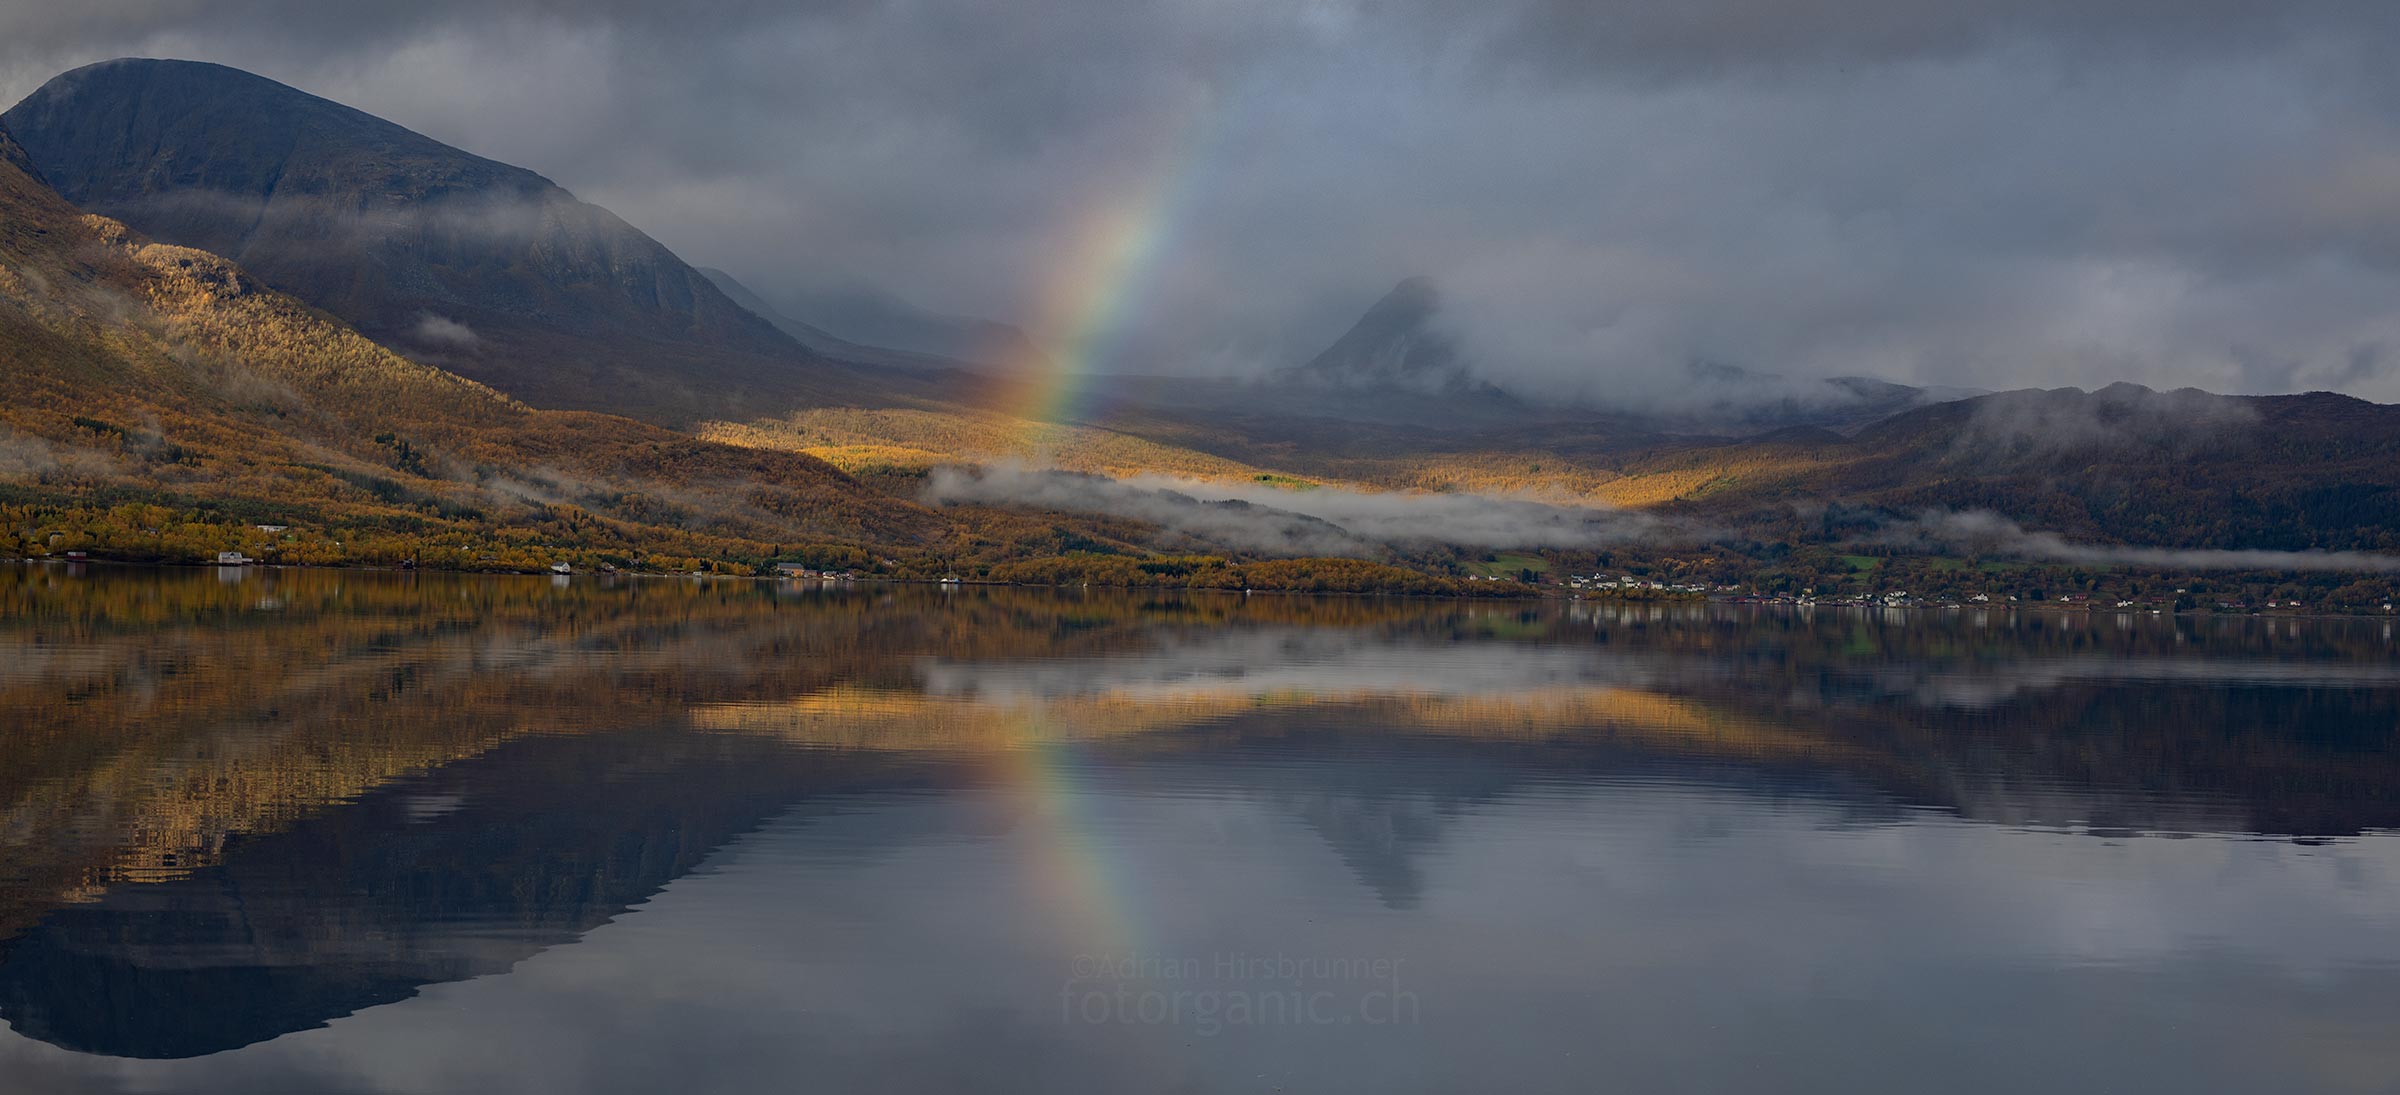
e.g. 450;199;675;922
1467;553;1554;579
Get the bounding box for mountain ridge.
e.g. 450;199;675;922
0;58;943;425
695;266;1007;376
0;110;946;565
776;280;1051;372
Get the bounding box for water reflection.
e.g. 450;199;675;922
0;564;2396;1091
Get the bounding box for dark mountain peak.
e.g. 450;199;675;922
1376;274;1439;314
1257;277;1969;433
0;58;845;422
6;59;552;203
1282;276;1481;395
1337;276;1442;352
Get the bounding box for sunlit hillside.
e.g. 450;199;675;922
0;126;945;571
700;406;1300;482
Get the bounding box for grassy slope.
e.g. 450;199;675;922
702;399;1666;502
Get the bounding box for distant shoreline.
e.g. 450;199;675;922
19;556;2400;620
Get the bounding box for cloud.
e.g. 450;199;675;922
0;426;121;481
411;313;480;346
6;2;2400;400
1952;383;2259;456
917;629;1667;705
1474;0;2400;74
1889;509;2400;573
922;464;1681;556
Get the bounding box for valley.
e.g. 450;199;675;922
3;59;2396;612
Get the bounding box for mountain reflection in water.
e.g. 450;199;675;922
0;564;2396;1093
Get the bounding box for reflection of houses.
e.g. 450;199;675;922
1566;573;1709;594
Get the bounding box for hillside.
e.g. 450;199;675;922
2;59;946;425
0;117;944;570
1627;383;2400;552
770;278;1051;373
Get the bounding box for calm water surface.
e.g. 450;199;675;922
2;564;2398;1093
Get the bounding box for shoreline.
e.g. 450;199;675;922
14;556;2399;620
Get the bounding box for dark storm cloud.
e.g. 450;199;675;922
6;1;2400;402
1479;0;2400;71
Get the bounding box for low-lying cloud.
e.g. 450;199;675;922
923;464;1680;556
0;427;121;482
1892;509;2400;573
411;313;480;346
917;629;1668;705
1954;383;2259;456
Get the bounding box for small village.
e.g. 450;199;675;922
1555;572;2399;616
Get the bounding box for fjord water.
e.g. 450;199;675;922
2;566;2397;1093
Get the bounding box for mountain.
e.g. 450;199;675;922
1025;278;1952;466
1;58;927;425
776;281;1050;372
1280;276;1485;395
0;114;940;565
1638;382;2400;551
697;266;1051;375
694;266;1008;376
693;268;848;348
1250;276;1952;435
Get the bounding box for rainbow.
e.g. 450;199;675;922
983;721;1148;959
988;101;1227;447
957;102;1238;948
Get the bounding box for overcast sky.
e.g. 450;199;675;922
6;1;2400;400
